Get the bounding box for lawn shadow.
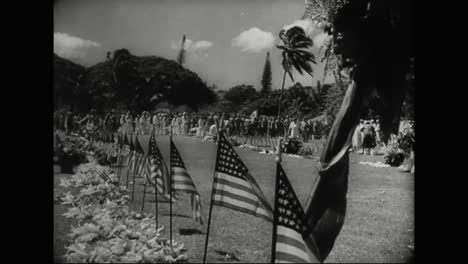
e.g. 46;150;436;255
214;249;241;262
162;213;191;218
179;228;204;236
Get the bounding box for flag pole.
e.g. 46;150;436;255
126;134;133;189
141;128;154;212
169;126;174;252
270;137;282;263
141;168;147;212
131;137;139;201
202;117;222;264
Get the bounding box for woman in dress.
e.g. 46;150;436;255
361;121;376;155
352;119;364;153
141;113;147;134
125;113;134;134
198;116;206;140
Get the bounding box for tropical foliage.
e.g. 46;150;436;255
54;50;217;113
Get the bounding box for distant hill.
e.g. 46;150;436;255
53;50;217;112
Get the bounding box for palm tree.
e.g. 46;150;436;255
276;26;316;117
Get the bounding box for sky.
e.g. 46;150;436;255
54;0;333;91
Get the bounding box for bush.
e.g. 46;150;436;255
383;145;406;167
282;137;303;154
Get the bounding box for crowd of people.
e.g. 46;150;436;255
53;109;332;143
54;109;414;173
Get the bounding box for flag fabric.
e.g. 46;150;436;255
134;136;146;176
147;133;171;199
212;132;273;222
302;80;358;261
272;163;320;263
121;134;131;157
170;138;203;224
128;135;137;172
98;170;111;182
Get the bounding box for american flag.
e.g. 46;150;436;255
134;136;146;176
170;138;203;224
128;135;138;172
121;134;131;157
272;163;320;263
98;170;111;182
212;132;273;222
147;133;171;199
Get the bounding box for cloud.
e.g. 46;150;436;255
54;32;101;60
171;39;213;60
232;27;275;53
171;39;212;51
192;40;213;50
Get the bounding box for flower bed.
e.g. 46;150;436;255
57;161;188;263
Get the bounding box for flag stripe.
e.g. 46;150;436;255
275;251;311;263
276;234;307;253
215;173;256;193
172;183;198;193
214;184;265;207
213;194;271;219
172;173;194;182
213;198;272;222
277;226;308;250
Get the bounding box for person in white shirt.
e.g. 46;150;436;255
209;123;218;141
152;114;159;134
352;119;364;153
288;118;300;139
198;116;206;140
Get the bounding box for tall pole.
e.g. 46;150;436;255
141;165;148;212
155;176;159;228
270;137;282;263
131;143;139;201
169;127;173;251
202;121;222;263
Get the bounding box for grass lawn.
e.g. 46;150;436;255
54;135;414;263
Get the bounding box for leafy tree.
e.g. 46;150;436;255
276;26;316;116
223;84;258;105
260;52;272;94
177;34;186;65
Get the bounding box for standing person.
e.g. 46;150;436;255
234;114;241;136
361;121;376;155
209;115;219;141
300;118;307;142
152;113;159;135
125;113;134;134
352;119;364;153
374;119;382;148
399;125;415;173
182;112;189;135
267;117;274;138
288;118;300;139
64;111;73;135
161;114;167;135
197;115;206;140
207;114;214;128
171;114;177;135
283;118;289;137
306;119;314;142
